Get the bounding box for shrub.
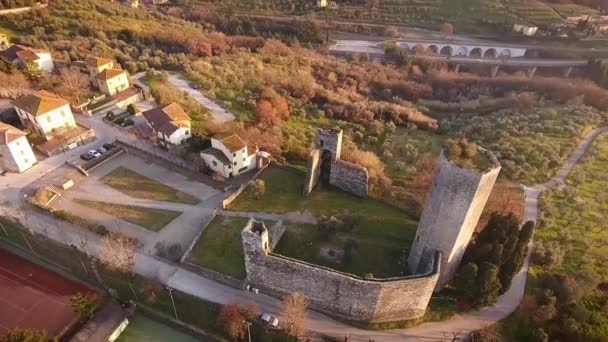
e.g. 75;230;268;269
126;103;140;115
250;179;266;200
70;292;98;319
106;110;115;120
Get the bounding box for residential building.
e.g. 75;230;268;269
85;56;114;85
200;133;259;178
96;69;130;96
142;103;191;146
0;45;54;72
0;122;36;173
13;90;75;141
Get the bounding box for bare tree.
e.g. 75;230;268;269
0;71;30;99
282;292;308;337
55;67;90;104
217;302;250;340
98;233;137;273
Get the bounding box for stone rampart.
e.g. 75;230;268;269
329;159;369;197
242;219;439;323
303;149;321;195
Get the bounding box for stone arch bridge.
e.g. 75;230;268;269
396;40;530;58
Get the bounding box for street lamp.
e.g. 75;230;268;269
243;321;252;342
166;286;178;320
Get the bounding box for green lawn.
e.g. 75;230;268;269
75;199;182;232
231;166;418;278
101;167;200;205
188;216;249;280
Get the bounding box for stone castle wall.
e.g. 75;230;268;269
242;219;439;323
408;151;501;290
329;159;369;197
303;149;321;196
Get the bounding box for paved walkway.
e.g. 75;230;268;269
2;121;606;340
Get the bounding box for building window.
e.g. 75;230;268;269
47;116;52;123
15;141;20;146
24;158;28;164
20;150;24;156
60;110;65;117
233;162;237;166
319;139;324;147
243;157;246;162
212;161;217;166
232;152;236;157
185;130;190;135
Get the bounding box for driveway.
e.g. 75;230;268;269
167;74;236;123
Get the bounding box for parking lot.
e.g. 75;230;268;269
50;152;223;256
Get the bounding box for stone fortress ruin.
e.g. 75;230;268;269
303;128;369;197
241;128;503;323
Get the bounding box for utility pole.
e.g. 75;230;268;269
166;286;178;320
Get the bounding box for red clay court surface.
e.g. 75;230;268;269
0;248;94;337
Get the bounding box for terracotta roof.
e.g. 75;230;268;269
0;45;48;62
215;133;246;152
15;49;39;62
95;68;126;81
13;90;70;116
0;122;27;145
247;142;258;157
0;45;26;61
201;147;231;165
142;103;191;137
85;56;113;68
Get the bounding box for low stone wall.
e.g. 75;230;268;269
303;149;321;195
242;220;439;323
222;184;246;209
329;159;369;198
181;262;244;289
180;209;218;264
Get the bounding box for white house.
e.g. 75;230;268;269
13;90;76;141
0;45;54;72
95;68;130;96
85;56;114;86
200;133;259;178
0;122;36;173
141;103;191;146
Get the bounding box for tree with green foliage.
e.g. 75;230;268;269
476;262;501;306
126;103;140;115
454;262;478;298
0;329;57;342
70;292;98;319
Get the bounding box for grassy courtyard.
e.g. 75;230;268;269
230;166;418;278
100;167;200;205
75;199;182;232
187;216;249;280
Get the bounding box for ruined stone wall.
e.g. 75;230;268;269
303;149;321;196
242;219;439;323
408;151;501;290
329;160;369;197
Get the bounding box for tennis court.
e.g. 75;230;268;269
0;248;93;337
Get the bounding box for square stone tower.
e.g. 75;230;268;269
317;128;343;162
408;149;501;290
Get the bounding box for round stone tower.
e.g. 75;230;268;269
408;148;501;290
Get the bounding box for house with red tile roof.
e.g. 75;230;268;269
0;122;36;173
141;103;191;147
200;132;259;178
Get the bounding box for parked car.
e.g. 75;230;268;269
246;284;259;294
103;143;116;150
80;153;95;161
189;82;201;89
88;149;102;158
260;313;279;327
96;147;108;154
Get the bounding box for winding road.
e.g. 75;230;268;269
2;119;607;340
